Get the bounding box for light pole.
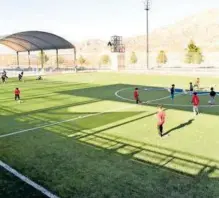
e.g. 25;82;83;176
143;0;150;70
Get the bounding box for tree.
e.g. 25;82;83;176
78;55;86;66
156;50;168;64
100;54;110;65
38;51;49;67
58;56;65;65
185;40;204;64
130;52;138;64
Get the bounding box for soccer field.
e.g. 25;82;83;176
1;72;219;198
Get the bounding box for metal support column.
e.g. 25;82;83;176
73;48;77;65
16;51;19;66
28;51;30;67
56;49;59;68
144;0;150;70
41;50;44;68
146;8;149;70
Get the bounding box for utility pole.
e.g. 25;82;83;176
143;0;150;70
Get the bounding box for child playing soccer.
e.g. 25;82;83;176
209;87;216;105
36;75;43;80
189;82;194;95
14;88;21;103
191;92;200;116
170;84;175;102
18;71;23;81
1;73;6;83
194;78;200;90
157;105;166;137
134;88;141;104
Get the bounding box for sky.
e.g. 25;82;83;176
0;0;218;44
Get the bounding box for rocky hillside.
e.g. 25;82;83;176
76;9;219;55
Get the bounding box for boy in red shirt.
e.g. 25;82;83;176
157;105;166;137
14;88;21;102
192;92;200;116
134;88;141;104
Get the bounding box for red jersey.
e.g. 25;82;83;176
134;90;139;99
157;111;165;125
192;95;199;106
14;89;20;95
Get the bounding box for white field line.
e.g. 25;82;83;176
115;88;219;108
0;105;135;139
0;160;59;198
115;87;183;104
0;92;57;102
0;104;136;197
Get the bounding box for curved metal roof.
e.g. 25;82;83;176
0;31;75;52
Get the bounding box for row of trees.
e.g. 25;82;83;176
38;52;110;66
38;40;204;67
76;40;204;65
38;51;65;65
130;40;204;65
157;40;204;64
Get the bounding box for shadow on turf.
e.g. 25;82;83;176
49;120;219;197
60;109;219;179
0;99;101;117
162;119;194;136
70;111;157;139
2;111;219;197
0;82;91;102
70;131;219;197
2;128;219;198
56;83;219;116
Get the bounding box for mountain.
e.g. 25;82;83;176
127;9;219;53
1;9;219;66
75;9;219;55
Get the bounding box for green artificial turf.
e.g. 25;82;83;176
0;72;219;198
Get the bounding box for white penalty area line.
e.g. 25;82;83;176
0;105;135;139
0;160;59;198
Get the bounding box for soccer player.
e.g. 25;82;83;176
14;88;21;102
209;87;216;105
36;75;43;80
18;71;24;81
1;73;6;83
134;88;141;104
170;84;175;102
194;78;200;90
189;82;194;95
157;105;166;137
191;92;200;116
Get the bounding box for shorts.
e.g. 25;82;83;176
15;94;20;100
171;94;174;99
210;96;215;104
135;97;140;104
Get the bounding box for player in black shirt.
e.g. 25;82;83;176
1;73;6;83
209;87;216;105
18;71;23;81
170;84;175;102
189;82;193;95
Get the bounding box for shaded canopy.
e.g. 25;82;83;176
0;31;75;52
